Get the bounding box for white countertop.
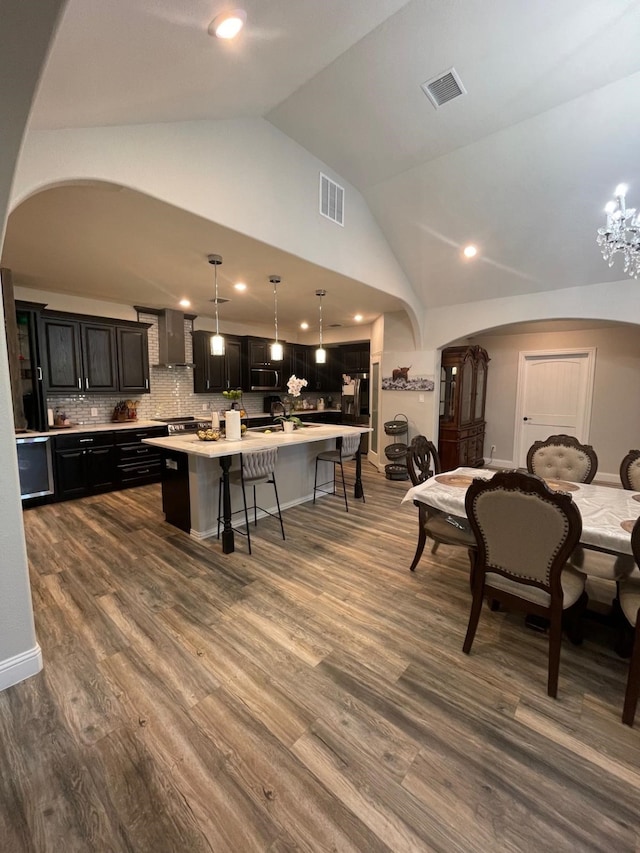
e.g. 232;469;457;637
15;409;344;439
143;423;369;459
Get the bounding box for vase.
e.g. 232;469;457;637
282;421;295;433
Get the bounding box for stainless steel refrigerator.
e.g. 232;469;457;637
341;372;370;451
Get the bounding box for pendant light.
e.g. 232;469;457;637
207;254;225;356
269;275;283;361
315;289;327;364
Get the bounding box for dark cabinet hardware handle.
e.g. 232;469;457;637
145;378;149;390
85;377;89;389
79;438;94;443
77;377;82;389
136;448;149;454
138;468;150;474
523;417;530;421
37;366;43;381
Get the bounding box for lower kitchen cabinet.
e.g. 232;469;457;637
53;425;167;501
54;432;116;500
114;426;166;488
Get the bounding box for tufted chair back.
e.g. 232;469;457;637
242;448;278;482
620;450;640;491
526;434;598;484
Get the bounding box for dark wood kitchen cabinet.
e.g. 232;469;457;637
114;426;166;488
41;316;118;392
53;431;116;500
117;326;150;393
41;311;150;394
340;343;370;374
438;345;489;471
193;331;243;392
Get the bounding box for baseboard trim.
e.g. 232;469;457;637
0;644;42;692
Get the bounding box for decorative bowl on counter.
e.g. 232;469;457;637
197;429;221;441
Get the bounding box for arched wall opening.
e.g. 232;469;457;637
435;316;640;481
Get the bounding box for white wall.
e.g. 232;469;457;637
0;0;66;689
473;325;640;478
12;119;424;341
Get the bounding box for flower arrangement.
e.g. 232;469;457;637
275;375;308;430
287;375;308;397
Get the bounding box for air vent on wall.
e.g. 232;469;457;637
320;173;344;226
421;67;466;108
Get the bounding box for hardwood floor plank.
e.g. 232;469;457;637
2;465;639;851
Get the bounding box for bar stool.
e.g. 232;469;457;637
313;432;364;512
217;447;285;554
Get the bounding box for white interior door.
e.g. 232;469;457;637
514;348;596;468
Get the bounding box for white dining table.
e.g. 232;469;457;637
402;467;640;557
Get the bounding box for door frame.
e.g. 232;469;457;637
513;347;596;469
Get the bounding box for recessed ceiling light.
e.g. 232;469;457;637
354;314;363;322
234;282;247;291
463;244;478;259
179;298;191;308
300;321;309;330
209;9;246;40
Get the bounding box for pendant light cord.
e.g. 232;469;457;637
273;281;278;343
215;263;220;336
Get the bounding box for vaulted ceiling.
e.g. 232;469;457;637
4;0;640;327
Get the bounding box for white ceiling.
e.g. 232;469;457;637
5;0;640;324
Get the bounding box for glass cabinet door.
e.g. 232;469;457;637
440;365;457;421
475;360;486;420
460;358;473;423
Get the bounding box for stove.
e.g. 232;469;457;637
152;416;213;435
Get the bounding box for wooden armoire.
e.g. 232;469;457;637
438;345;489;471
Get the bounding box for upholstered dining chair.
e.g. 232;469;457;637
620;450;640;491
406;435;476;572
463;470;585;698
217;447;285;555
313;432;364;512
526;434;598;484
618;517;640;725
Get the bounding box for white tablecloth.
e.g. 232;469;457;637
402;467;640;556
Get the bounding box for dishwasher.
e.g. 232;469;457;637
15;435;54;502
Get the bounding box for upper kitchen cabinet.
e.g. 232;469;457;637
117;326;150;393
341;343;370;375
193;331;243;393
41;311;150;394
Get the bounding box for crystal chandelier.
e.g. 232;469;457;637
597;184;640;279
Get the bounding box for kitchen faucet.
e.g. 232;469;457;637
271;401;286;418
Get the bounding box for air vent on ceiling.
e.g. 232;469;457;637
208;297;230;304
329;323;342;328
320;173;344;226
421;67;466;108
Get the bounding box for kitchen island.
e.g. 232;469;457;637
143;424;369;552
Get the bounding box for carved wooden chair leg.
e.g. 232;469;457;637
562;591;588;646
409;505;427;572
623;617;640;726
547;606;563;698
463;579;484;654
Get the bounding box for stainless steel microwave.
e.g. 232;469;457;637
250;368;280;391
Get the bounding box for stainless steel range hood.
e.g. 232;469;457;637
154;308;195;367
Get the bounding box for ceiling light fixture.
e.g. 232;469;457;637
209;9;246;40
315;289;327;364
234;282;247;291
269;275;283;362
179;298;191;308
207;254;225;356
463;245;477;259
354;314;363;322
300;321;309;330
597;184;640;279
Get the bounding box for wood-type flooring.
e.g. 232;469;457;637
2;462;640;852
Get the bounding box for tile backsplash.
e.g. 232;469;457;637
46;313;334;424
